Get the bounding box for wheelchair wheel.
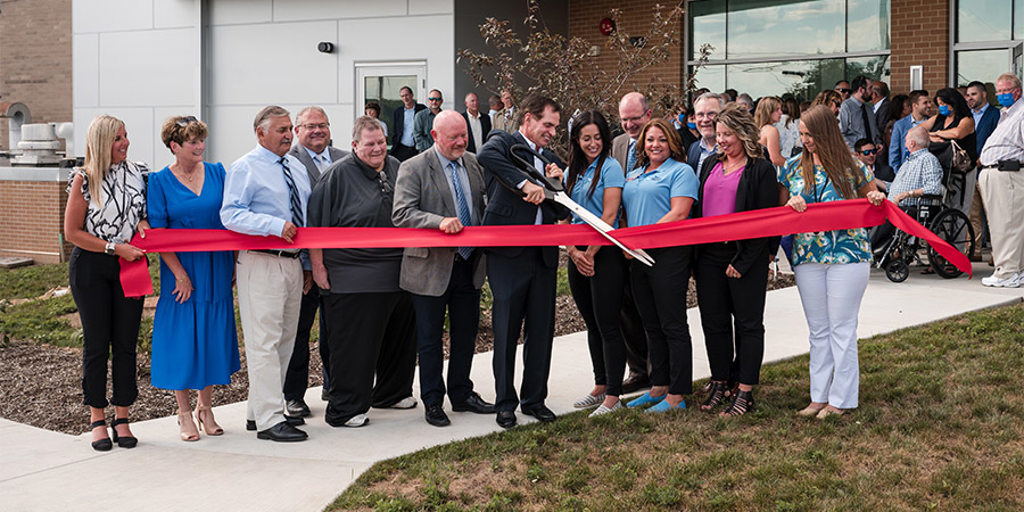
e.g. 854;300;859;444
927;208;975;279
885;259;909;283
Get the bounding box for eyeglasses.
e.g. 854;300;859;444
621;115;648;123
300;123;329;130
836;88;852;94
860;148;877;155
427;97;442;102
175;116;198;127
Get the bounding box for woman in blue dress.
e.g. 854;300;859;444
148;116;239;441
563;111;628;417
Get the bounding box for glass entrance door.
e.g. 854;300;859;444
355;62;426;147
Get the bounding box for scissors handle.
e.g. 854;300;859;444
509;144;563;193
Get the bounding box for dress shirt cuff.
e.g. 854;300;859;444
517;179;527;189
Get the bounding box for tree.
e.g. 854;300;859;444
457;1;713;153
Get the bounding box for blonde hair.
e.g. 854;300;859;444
82;115;125;206
799;105;862;199
753;96;781;129
715;104;763;161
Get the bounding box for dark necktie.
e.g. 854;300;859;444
861;103;874;141
279;157;304;227
448;161;473;259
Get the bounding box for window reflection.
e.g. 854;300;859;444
692;64;726;93
690;0;726;60
725;59;844;101
957;0;1011;43
726;0;845;59
848;0;890;52
956;50;1010;85
846;55;891;85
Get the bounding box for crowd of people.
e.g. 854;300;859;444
65;70;1024;449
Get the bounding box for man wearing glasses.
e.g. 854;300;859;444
854;138;894;189
282;106;350;419
834;80;852;102
414;89;445;152
686;92;725;173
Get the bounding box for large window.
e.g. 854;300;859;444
953;0;1024;86
687;0;891;102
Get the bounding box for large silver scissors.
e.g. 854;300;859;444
509;144;655;267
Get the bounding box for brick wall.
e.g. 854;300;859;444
569;0;684;114
0;177;71;263
890;0;950;95
0;0;73;151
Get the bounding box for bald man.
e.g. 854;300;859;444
393;110;494;427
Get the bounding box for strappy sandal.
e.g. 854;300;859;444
177;410;200;442
89;419;112;451
110;417;138;448
700;381;730;411
721;389;755;417
195;405;224;436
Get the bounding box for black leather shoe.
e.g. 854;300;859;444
256;421;308;442
284;415;305;426
286;398;311;418
321;388;329;402
246;420;256;431
496;410;517;429
424;404;451;427
521;404;556;422
621;374;652;394
451;392;496;414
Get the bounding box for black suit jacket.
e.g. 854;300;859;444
462;111;492;153
391;103;427;148
694;156;780;276
476;130;568;266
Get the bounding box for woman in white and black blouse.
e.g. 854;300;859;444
65;115;149;451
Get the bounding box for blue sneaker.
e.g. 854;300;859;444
626;392;667;408
645;398;686;413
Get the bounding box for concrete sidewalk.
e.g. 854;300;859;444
1;263;1020;512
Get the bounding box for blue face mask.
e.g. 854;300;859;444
686;121;697;130
938;105;951;116
998;93;1016;107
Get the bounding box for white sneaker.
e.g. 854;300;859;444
589;400;624;417
981;272;1022;288
343;414;369;427
389;396;418;409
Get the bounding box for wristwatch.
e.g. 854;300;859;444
105;241;116;256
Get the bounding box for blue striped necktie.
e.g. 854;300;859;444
279;157;304;227
627;139;637;172
448;161;473;259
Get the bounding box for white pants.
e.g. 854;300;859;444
979;169;1024;279
793;262;869;409
236;250;303;431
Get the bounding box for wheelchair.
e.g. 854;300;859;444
874;160;975;283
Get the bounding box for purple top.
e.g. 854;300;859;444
702;162;744;217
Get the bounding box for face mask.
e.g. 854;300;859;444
998;93;1016;107
687;122;697;130
678;113;686;124
938;105;951;116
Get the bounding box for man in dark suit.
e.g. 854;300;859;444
283;106;350;418
872;81;891;165
462;92;492;153
477;94;568;429
391;86;426;162
392;111;495;427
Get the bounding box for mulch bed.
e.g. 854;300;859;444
0;263;794;435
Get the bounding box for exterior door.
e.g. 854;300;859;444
355;62;427;147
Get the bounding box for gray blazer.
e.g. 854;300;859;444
288;144;350;185
392;146;487;296
611;132;631;172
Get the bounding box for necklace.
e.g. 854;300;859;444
173;163;200;183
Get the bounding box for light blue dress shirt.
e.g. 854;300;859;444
401;107;416;146
221;145;311;267
303;146;333;170
622;157;699;227
433;148;478;225
566;156;625;228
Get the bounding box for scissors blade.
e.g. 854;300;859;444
551;192;655;267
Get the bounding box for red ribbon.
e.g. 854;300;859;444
119;199;971;297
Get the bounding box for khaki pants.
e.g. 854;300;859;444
978;169;1024;279
968;178;985;256
236;250;303;431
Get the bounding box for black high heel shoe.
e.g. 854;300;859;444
700;381;730;411
721;389;755;417
110;417;138;448
89;420;112;452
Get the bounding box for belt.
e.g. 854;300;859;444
981;160;1022;171
251;249;301;259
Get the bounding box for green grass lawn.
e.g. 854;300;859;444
330;303;1024;512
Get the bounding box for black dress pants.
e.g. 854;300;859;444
323;291;416;426
694;243;768;386
68;248;144;408
410;257;481;407
391;144;418;162
567;247;628;396
283;288;330;401
619;277;650;379
487;248;556;412
629;246;694;396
